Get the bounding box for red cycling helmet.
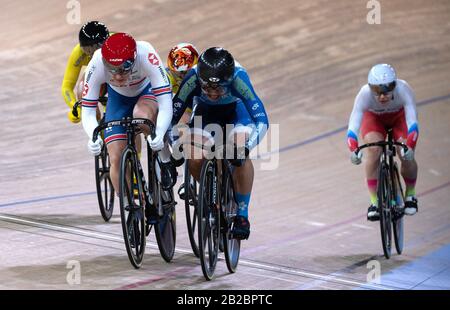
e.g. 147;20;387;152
101;33;137;73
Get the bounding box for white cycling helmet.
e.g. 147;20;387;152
368;64;397;94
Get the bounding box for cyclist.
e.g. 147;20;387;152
166;43;199;96
166;43;199;198
61;21;110;123
81;33;176;196
171;47;269;240
347;64;419;221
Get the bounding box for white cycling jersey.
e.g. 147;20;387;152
81;41;172;139
348;79;418;137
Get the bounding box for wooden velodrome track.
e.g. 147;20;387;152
1;0;449;290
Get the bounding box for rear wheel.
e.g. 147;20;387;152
119;147;146;268
147;144;176;263
155;186;176;262
184;160;200;257
222;166;240;273
95;146;115;221
198;159;220;280
378;163;392;259
392;164;405;255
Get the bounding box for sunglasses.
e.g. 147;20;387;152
369;81;396;95
104;59;135;75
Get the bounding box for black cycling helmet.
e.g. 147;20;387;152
197;47;235;84
79;21;109;47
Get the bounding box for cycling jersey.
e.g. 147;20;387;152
166;68;192;113
347;79;419;151
61;44;91;109
81;41;172;140
172;62;269;150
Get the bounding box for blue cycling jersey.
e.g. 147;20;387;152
172;62;269;149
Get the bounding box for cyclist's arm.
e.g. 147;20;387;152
61;45;88;109
347;86;370;152
232;69;269;150
172;69;198;125
400;81;419;148
81;51;105;140
141;43;172;138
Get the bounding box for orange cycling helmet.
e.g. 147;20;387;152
167;43;199;72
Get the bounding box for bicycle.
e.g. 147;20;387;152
189;140;242;280
355;128;408;259
92;117;176;268
73;97;114;222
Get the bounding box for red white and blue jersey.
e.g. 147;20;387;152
81;41;172;139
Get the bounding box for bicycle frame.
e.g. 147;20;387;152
356;129;408;258
357;130;407;208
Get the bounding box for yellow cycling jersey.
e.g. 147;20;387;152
61;44;91;109
166;68;192;113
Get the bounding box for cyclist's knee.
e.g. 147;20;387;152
133;100;157;121
189;158;203;169
228;130;249;147
107;142;126;167
366;147;382;161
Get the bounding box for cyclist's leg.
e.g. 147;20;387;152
361;111;386;219
229;126;253;217
228;101;254;239
104;85;137;194
133;93;157;159
184;128;213;181
393;110;418;214
134;88;177;189
107;140;128;193
180;107;192;125
182;101;215;181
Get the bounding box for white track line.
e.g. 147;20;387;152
0;214;395;290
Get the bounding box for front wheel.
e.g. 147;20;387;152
378;163;392;259
198;159;220;281
95;145;115;221
119;147;146;268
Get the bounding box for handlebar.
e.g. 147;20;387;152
92;118;155;143
72;96;108;118
356;141;408;155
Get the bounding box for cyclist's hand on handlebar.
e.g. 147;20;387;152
351;150;363;165
67;107;81;123
401;147;414;161
88;137;103;156
147;134;164;151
